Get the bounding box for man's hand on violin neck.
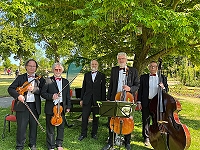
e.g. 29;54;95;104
52;93;59;100
18;95;25;103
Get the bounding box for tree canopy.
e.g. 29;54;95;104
0;0;200;75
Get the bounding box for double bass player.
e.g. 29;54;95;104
137;61;168;146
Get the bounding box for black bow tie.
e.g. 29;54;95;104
55;77;61;81
119;68;125;71
150;74;156;76
92;71;97;74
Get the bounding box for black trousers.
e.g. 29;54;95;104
16;102;39;149
45;113;65;149
81;98;99;136
141;106;151;140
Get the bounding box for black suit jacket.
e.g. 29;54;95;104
81;71;106;105
41;76;71;115
137;74;168;108
107;66;140;101
8;73;45;115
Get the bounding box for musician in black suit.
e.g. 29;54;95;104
78;60;106;141
8;59;45;150
137;61;168;146
41;62;71;150
102;52;140;150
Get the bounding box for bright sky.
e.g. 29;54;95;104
9;54;19;65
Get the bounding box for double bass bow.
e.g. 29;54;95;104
149;58;191;150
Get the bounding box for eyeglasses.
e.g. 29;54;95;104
149;66;157;68
27;65;36;68
54;69;62;71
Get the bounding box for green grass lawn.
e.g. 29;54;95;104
0;77;199;149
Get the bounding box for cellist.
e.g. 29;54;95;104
137;61;168;146
41;62;71;150
102;52;140;150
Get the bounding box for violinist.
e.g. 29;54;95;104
137;61;168;146
102;52;140;150
41;62;71;150
8;59;45;150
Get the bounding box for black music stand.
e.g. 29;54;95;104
97;101;136;149
97;101;136;118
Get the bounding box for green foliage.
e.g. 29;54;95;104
0;0;200;76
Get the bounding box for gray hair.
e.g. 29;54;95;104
52;62;64;71
90;59;98;65
117;52;127;59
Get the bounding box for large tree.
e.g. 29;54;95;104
70;0;200;74
1;0;200;75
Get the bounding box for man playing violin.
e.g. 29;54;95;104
41;62;71;150
102;52;140;150
8;59;45;150
137;61;168;146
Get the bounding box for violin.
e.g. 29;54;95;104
149;58;191;150
51;100;63;126
16;76;41;95
109;67;135;135
50;77;77;127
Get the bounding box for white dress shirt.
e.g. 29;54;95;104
149;74;159;99
26;74;35;102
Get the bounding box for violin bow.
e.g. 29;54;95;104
58;75;78;95
24;102;45;132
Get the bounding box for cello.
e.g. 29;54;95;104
149;59;191;150
109;67;135;137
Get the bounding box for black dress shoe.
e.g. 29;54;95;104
78;135;86;141
102;144;112;150
29;145;37;150
144;138;150;146
125;144;131;150
91;134;97;140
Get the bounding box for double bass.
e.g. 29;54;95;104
149;59;191;150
